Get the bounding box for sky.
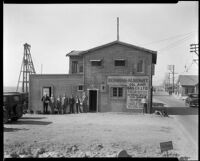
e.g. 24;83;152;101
3;2;199;87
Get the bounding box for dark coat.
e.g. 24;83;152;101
41;95;50;104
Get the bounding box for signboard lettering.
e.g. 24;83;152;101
107;76;149;109
160;141;173;153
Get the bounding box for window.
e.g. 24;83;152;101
72;61;78;73
137;60;144;72
90;60;102;66
78;85;83;91
115;59;125;66
111;87;123;97
79;65;83;73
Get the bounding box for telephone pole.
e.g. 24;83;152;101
190;43;199;65
168;65;178;94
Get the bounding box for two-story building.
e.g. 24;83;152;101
29;40;157;113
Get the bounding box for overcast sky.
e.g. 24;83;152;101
3;2;198;87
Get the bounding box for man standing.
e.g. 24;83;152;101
49;95;55;114
41;94;50;114
141;96;147;114
75;96;80;113
56;95;61;114
64;96;69;114
82;92;88;113
69;95;75;114
61;94;66;114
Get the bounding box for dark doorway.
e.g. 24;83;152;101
89;90;97;112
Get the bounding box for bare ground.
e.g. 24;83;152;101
3;112;197;159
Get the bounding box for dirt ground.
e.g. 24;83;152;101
3;112;197;159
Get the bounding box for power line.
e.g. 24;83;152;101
158;34;193;52
142;31;195;46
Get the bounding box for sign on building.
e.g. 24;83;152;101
107;76;149;109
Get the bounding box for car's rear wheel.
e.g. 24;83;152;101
11;117;19;121
3;109;9;124
16;105;23;118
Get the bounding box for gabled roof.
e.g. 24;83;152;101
66;50;84;56
177;75;199;86
66;40;157;64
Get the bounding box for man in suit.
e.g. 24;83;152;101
69;95;75;114
41;94;50;114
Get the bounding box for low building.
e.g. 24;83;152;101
29;40;157;113
176;75;199;97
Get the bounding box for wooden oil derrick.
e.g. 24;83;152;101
16;43;36;93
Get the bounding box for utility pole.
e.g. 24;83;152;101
190;43;199;65
168;65;178;94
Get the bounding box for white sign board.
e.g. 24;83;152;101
107;76;149;109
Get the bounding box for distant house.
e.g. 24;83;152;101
176;75;199;97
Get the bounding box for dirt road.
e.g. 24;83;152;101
3;112;195;158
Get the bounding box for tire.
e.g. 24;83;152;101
11;117;18;121
3;109;9;124
16;105;23;118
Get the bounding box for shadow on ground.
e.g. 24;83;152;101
20;116;46;120
7;120;52;125
4;127;29;132
153;107;198;115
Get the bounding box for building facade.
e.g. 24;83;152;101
176;75;199;97
29;40;157;113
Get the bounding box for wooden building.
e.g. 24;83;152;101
29;40;157;113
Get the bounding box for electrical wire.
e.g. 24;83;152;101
141;31;196;46
158;34;194;52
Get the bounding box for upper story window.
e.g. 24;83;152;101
115;59;125;66
137;60;144;73
90;60;102;66
72;61;78;73
79;65;83;73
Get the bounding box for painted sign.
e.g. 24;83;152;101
107;76;149;109
126;77;149;109
160;141;173;153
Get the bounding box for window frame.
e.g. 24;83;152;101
79;65;83;73
110;87;125;98
77;85;84;91
114;59;126;67
72;61;78;73
90;59;102;66
137;59;144;73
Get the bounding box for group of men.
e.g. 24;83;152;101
41;93;88;114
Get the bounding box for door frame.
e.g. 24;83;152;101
87;89;99;112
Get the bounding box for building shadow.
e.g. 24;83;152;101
4;127;29;132
20;116;46;120
7;120;52;125
152;107;198;115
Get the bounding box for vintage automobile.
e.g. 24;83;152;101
185;93;199;107
3;92;24;123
